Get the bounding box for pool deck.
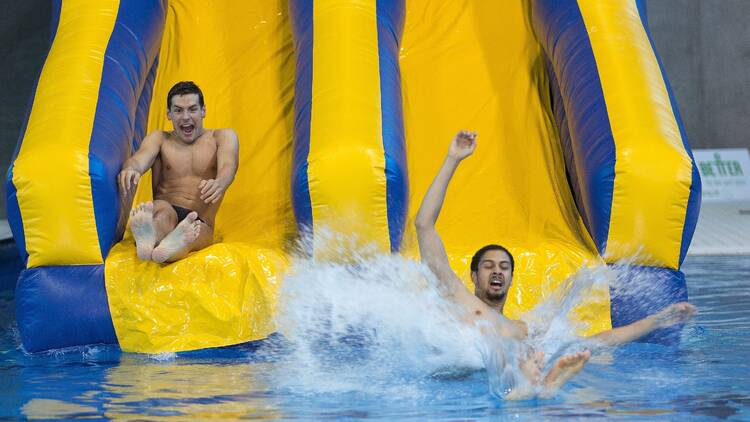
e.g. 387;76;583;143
688;201;750;256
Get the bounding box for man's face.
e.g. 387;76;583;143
167;94;206;143
472;249;513;306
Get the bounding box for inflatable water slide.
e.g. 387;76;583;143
7;0;700;353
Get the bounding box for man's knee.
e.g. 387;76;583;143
152;201;177;227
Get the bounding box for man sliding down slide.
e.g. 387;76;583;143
415;131;697;399
118;81;239;263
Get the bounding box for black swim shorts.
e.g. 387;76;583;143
171;203;204;223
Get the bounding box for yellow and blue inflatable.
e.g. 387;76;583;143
7;0;700;353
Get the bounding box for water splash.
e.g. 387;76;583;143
264;249;597;399
267;252;486;397
264;238;687;400
521;263;611;361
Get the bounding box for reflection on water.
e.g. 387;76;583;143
1;255;749;420
100;356;280;420
15;349;284;420
21;399;99;420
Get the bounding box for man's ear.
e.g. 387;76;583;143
166;109;172;121
201;106;206;118
470;271;478;287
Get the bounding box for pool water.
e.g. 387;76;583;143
1;255;748;420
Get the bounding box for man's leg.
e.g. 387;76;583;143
129;202;157;260
151;200;179;242
151;211;210;263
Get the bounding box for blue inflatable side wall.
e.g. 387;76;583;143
376;0;408;251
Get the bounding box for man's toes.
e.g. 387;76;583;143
151;248;167;264
186;211;198;223
190;222;201;241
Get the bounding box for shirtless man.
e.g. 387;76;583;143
469;242;697;347
118;81;239;263
415;130;697;398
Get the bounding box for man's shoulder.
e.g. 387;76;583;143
145;130;171;142
208;129;239;148
210;128;238;140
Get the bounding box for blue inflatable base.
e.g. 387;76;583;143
609;265;688;344
15;265;117;353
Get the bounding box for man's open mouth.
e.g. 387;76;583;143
489;277;504;289
180;124;195;136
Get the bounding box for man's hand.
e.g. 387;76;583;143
118;168;141;197
653;302;698;329
447;130;477;161
199;178;230;204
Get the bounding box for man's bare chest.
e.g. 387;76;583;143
159;140;218;177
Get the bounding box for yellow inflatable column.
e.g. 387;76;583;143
577;0;696;268
290;0;408;255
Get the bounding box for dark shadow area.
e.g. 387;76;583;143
0;240;22;291
0;1;52;220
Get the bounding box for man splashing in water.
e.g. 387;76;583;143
118;81;239;263
415;131;697;398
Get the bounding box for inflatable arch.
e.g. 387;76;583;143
7;0;700;353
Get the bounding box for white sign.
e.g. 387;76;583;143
693;148;750;202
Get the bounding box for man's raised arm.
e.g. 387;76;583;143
415;130;477;297
118;131;164;197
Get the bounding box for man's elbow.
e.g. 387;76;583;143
414;216;433;232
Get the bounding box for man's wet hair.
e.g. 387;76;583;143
470;244;514;274
167;81;204;109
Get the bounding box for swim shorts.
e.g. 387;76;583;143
171;203;204;223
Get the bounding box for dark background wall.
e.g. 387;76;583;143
648;0;750;151
1;1;52;220
1;2;50;153
1;1;749;220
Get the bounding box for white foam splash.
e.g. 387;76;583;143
266;237;659;399
148;352;177;361
269;252;486;396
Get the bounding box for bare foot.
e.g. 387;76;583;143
519;350;545;385
129;202;156;260
500;350;545;400
151;212;201;263
540;350;590;397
